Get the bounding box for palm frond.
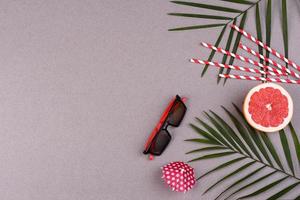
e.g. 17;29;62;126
169;0;261;78
255;3;264;78
289;123;300;165
217;19;236;83
281;0;288;68
220;0;254;5
222;106;261;159
238;176;289;199
203;161;256;194
259;132;284;170
209;110;250;155
170;1;243;13
190;123;220;144
224;171;277;200
188;151;235;162
232;103;273;166
168;13;232;20
187;104;300;199
267;182;300;200
197;157;246;180
185;138;220;145
265;0;272;68
196;117;234;150
186;146;228;154
279;129;295;175
215;166;266;199
202;26;227;76
168;23;226;31
169;0;295;83
223;11;247;85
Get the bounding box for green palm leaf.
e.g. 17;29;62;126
190;123;220;144
239;176;289;199
255;3;264;68
222;106;261;160
260;132;284;170
188;151;235;162
281;0;288;68
221;0;254;5
186;146;228;154
170;1;243;13
168;23;226;31
187;104;300;199
225;171;277;200
289;123;300;165
197;157;246;180
203;161;256;194
217;19;236;83
196;117;234;150
232;103;274;166
202;26;226;76
265;0;272;66
279;129;295;175
223;11;247;84
209;110;250;155
168;13;232;20
215;166;266;199
169;0;296;82
267;182;300;200
184;138;219;145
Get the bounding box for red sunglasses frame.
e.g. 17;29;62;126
143;96;187;160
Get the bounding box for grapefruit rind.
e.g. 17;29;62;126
243;83;293;132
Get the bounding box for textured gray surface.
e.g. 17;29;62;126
0;0;300;199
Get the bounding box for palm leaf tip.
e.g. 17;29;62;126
289;123;300;165
167;13;233;20
188;151;235;163
170;1;243;13
279;129;295;175
281;0;288;60
217;19;236;84
238;176;289;199
202;25;226;77
223;11;247;85
221;0;254;5
203;161;256;194
215;166;266;200
168;23;226;31
267;182;300;200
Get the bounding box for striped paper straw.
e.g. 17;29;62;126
201;42;287;76
190;59;282;77
239;43;300;79
231;24;300;72
219;74;300;85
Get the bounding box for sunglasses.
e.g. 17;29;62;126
143;95;187;159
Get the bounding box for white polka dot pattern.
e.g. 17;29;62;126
161;161;196;193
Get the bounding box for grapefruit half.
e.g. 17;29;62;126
243;83;293;132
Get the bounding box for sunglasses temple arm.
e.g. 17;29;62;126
143;97;176;150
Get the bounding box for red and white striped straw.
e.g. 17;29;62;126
219;74;300;85
231;24;300;72
190;59;282;77
239;43;300;79
200;42;287;76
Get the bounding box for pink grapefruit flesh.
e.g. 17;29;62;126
243;83;293;132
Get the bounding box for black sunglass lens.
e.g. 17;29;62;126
149;130;171;155
168;101;186;126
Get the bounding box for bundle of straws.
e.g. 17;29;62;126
191;25;300;85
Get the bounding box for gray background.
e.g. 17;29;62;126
0;0;300;199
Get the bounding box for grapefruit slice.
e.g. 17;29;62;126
243;83;293;132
